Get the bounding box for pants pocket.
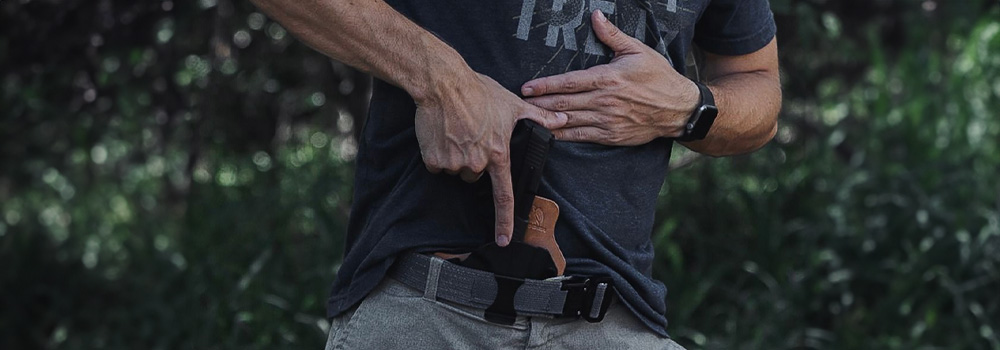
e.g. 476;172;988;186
323;288;377;350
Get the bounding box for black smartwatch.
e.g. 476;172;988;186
675;81;718;142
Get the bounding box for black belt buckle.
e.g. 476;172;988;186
560;276;615;323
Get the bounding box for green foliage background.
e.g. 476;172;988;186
1;0;998;349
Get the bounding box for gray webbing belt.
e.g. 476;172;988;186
391;253;613;320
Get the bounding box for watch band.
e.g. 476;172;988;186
676;81;718;142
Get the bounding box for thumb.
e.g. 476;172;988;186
518;106;568;130
591;10;641;54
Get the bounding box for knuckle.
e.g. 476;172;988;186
442;162;462;172
489;148;508;164
494;192;515;207
601;72;621;88
424;160;441;173
561;80;577;91
596;96;618;108
608;130;625;143
495;216;512;229
554;99;570;111
533;83;547;95
471;158;487;172
609;132;623;144
493;158;510;169
423;155;440;168
607;25;621;37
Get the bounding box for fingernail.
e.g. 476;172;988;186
522;86;534;96
497;235;509;247
555;112;568;124
596;10;608;22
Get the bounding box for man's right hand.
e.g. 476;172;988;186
414;73;567;247
250;0;566;247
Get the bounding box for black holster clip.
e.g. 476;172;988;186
484;274;525;325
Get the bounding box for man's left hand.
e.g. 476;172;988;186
521;10;698;146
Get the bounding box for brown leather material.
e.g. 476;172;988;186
433;252;470;261
523;196;565;275
433;195;564;275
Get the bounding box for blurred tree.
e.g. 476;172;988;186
661;1;1000;349
2;0;364;348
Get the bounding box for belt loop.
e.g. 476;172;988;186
423;256;445;301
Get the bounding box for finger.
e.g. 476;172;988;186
517;106;568;130
459;168;484;183
552;126;609;143
424;161;442;174
521;69;605;97
560;111;605;128
488;158;514;247
525;92;597;112
591;10;642;55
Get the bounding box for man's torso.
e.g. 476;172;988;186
328;0;776;336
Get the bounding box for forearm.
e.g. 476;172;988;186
681;39;782;157
682;72;781;156
250;0;475;101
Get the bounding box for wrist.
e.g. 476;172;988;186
408;41;478;105
675;81;719;142
680;79;701;117
659;79;701;138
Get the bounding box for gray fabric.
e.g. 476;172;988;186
325;277;687;350
392;254;611;317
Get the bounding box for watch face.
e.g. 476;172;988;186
692;105;718;139
702;105;719;119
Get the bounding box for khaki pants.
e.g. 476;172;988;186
325;277;686;350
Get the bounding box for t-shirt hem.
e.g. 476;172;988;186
326;294;348;319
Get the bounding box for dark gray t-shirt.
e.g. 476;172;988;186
327;0;776;336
